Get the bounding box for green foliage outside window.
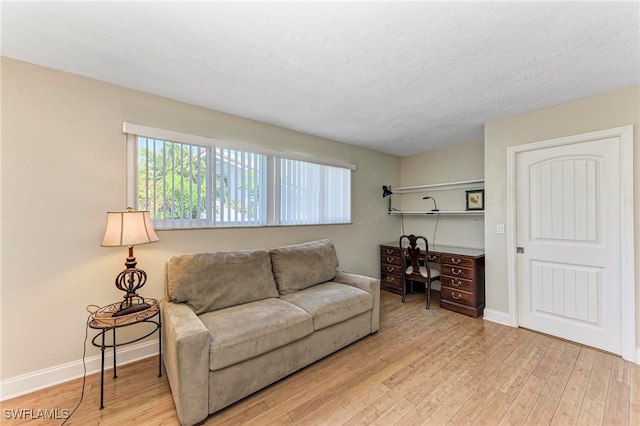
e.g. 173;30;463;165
138;139;264;224
138;140;207;220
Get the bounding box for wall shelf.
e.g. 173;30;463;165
389;210;484;216
391;179;484;193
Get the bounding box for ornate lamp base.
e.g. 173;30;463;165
112;248;151;317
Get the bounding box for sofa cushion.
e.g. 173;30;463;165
166;250;279;314
198;298;313;371
281;282;373;331
270;239;339;295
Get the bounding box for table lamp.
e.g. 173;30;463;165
422;196;439;212
101;208;159;317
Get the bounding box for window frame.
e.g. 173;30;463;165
124;122;355;229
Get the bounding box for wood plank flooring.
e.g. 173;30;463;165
3;290;639;425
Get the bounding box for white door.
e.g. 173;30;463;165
516;137;621;354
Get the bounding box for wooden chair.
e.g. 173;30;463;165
399;234;441;309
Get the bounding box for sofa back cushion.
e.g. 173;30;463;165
270;239;339;295
166;249;279;314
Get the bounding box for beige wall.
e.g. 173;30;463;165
0;58;401;381
484;85;639;348
398;140;485;248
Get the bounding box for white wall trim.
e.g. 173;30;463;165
0;339;159;401
483;309;514;327
506;125;635;362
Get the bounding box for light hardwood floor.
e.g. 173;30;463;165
3;290;639;425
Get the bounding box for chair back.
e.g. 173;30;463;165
399;234;438;309
399;234;430;278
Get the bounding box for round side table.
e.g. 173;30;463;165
88;298;162;409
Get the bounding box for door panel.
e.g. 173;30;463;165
530;262;600;324
516;138;621;354
531;158;599;242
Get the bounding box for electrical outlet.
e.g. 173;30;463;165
497;224;505;234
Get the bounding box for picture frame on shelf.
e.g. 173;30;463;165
466;189;484;211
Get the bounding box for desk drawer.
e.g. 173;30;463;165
380;254;402;266
381;272;402;289
403;251;440;262
440;276;473;292
441;255;474;268
441;265;474;280
381;246;401;257
427;253;440;263
381;264;402;275
441;287;474;306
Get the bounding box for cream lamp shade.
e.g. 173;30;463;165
101;208;159;247
100;208;159;317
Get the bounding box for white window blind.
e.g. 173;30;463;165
277;158;351;225
126;123;353;229
137;137;208;226
137;138;267;228
215;148;267;226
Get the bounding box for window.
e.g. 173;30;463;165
137;138;267;228
277;158;350;225
125;123;353;229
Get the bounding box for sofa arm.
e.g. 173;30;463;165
161;301;211;426
334;271;380;333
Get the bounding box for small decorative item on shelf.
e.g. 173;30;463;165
465;189;484;211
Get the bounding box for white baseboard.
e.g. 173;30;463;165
0;339;159;401
482;308;514;327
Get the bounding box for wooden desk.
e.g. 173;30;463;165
379;243;485;318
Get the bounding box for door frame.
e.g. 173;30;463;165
506;125;635;362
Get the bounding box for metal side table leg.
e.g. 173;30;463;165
100;331;105;410
112;328;117;379
158;314;162;377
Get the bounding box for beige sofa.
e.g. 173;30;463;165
161;239;380;426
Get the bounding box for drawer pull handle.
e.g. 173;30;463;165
452;292;461;300
451;279;462;287
452;268;463;276
386;257;394;263
386;249;394;254
451;258;461;265
386;276;394;282
428;255;437;261
386;266;395;272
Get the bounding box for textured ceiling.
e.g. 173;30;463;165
2;1;639;157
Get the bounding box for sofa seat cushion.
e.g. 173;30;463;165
198;298;314;371
167;249;279;315
270;239;339;295
281;282;373;331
